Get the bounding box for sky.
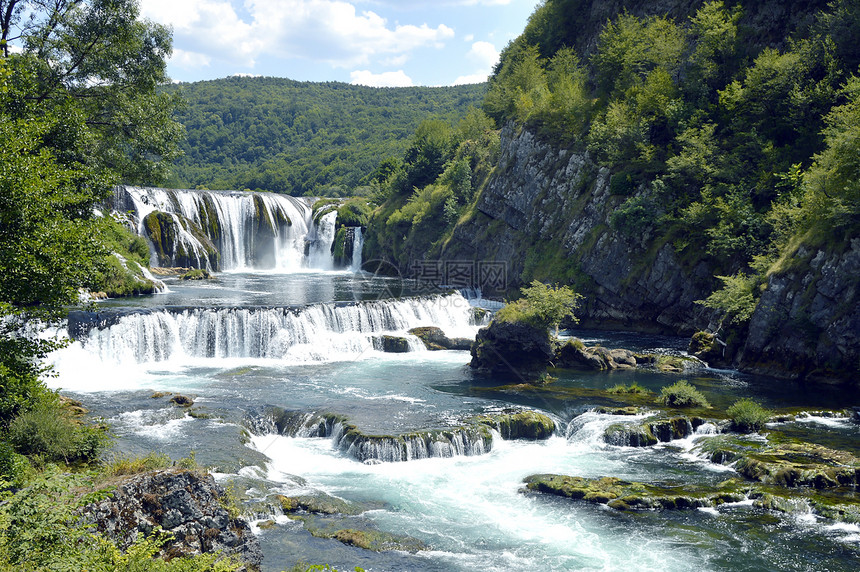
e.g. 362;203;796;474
137;0;542;87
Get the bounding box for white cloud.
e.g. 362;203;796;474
467;40;499;68
141;0;455;71
381;54;410;67
451;40;497;85
463;34;474;42
170;48;212;69
350;69;414;87
452;73;489;85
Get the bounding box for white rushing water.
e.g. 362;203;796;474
60;293;480;370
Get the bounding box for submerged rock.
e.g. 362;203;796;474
80;469;262;570
408;326;473;350
170;394;194;407
277;490;426;552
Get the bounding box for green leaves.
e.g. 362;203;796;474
496;280;583;336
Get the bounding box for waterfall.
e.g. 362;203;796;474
349;227;363;272
68;293;479;365
255;409;496;463
305;210;337;270
114;186;334;271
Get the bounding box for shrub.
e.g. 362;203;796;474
657;379;711;408
8;404;109;464
727;398;771;432
102;452;172;477
607;382;650;394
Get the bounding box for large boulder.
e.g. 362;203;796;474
554;340;639;370
81;469;261;570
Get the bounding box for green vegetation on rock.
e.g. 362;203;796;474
727;398;772;433
658;380;711;408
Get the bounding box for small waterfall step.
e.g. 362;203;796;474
66;293;481;364
249;408;556;463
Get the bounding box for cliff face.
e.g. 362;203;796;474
438;126;714;334
737;239;860;382
425;125;858;383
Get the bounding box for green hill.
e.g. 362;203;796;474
162;77;486;196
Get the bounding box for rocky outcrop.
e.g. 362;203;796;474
374;334;411;353
700;436;860;489
603;416;702;447
470;410;556;440
736;239;860;383
81;469;262;570
470;319;554;377
554;340;639;370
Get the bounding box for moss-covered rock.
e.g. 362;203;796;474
470;319;554;378
603;416;699;447
277;493;364;516
470;410;555;440
375;335;410;353
179;268;212;280
523;474;746;510
143;210;220;270
408;326;473;350
289;514;428;552
735;441;860;489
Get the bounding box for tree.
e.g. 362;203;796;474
0;0;182;426
496;280;583;337
2;0;184;184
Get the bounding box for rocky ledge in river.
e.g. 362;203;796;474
407;326;474;350
373;326;474;353
603;415;707;447
80;468;262;571
525;423;860;523
470;319;696;379
260;408;556;463
272;491;427;553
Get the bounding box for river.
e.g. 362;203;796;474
46;189;860;571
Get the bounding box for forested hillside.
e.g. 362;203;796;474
163;77;486;195
364;0;860;381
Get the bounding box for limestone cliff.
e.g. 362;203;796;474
438;126;714;334
736;239;860;382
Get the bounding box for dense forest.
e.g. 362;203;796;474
364;0;860;377
163;78;486;196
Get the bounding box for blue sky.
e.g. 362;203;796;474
138;0;541;87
